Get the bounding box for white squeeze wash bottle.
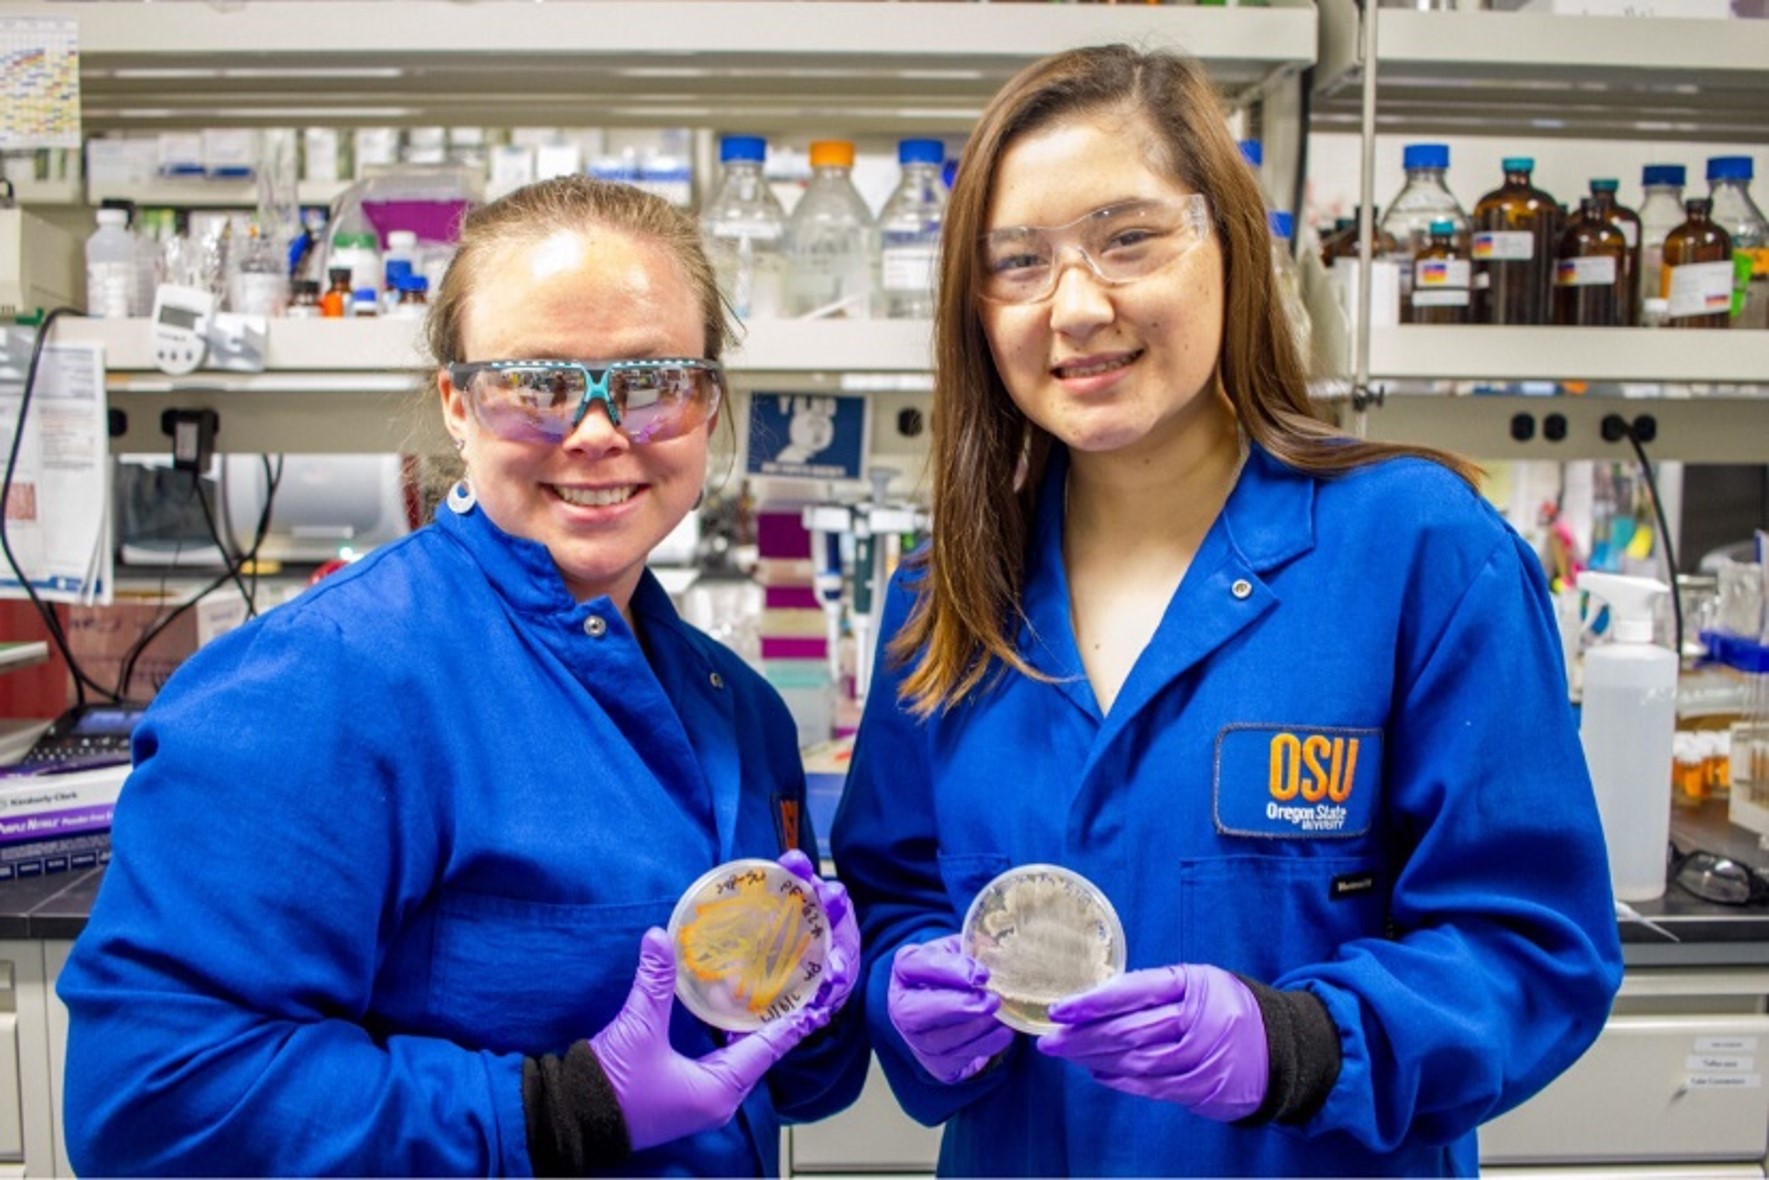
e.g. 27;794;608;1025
1577;571;1676;902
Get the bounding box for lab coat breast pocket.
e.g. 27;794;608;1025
1178;854;1389;979
428;890;674;1054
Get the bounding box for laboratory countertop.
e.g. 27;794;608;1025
0;801;1763;963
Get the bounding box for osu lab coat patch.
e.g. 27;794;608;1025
1213;723;1381;838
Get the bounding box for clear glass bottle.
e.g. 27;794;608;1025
1555;197;1628;328
1707;155;1769;330
785;139;875;319
1470;156;1558;326
1588;179;1641;326
1660;197;1733;330
876;138;946;320
700;134;788;321
1379;143;1471;324
85;207;139;319
1637;164;1687;320
1410;218;1472;325
228;223;288;318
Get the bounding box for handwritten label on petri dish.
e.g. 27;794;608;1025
671;860;830;1031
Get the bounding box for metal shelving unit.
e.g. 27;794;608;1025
1309;0;1769;461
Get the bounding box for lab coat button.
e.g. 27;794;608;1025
1231;578;1253;600
709;671;725;690
584;615;608;638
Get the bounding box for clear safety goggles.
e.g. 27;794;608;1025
977;194;1213;305
1672;848;1769;907
446;358;725;445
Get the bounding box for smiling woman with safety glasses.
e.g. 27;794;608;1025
58;176;868;1177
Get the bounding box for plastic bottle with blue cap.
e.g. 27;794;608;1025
876;139;946;320
1578;571;1677;902
1637;164;1687;317
701;135;788;320
1706;155;1769;330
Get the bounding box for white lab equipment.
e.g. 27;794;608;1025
1579;571;1677;902
0;207;80;319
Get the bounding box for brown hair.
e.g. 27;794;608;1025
893;43;1480;716
425;174;728;368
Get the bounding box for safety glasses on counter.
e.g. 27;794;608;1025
977;194;1213;305
446;358;725;445
1671;848;1769;907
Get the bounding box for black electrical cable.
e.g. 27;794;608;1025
115;454;280;701
195;469;259;614
1622;427;1684;661
0;306;120;707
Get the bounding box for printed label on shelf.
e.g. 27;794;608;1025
1688;1073;1761;1090
1555;256;1617;287
1664;260;1734;318
1687;1054;1754;1072
1473;231;1534;261
1697;1036;1760;1053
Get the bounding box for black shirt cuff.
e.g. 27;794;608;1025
1235;976;1343;1127
522;1040;632;1175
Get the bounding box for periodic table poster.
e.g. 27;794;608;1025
1;17;80;150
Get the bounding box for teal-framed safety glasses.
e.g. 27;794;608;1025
446;357;726;445
977;193;1213;305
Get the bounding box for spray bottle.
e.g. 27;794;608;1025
1578;571;1677;902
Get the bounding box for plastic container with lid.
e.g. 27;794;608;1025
1707;155;1769;330
85;207;139;319
1379;143;1471;323
701;134;789;321
667;858;832;1032
785;139;875;320
1638;164;1687;316
876;138;946;320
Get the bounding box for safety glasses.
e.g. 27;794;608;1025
446;358;725;445
1672;848;1769;907
978;194;1213;305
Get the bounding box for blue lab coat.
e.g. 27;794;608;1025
58;501;867;1176
832;444;1623;1176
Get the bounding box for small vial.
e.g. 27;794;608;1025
320;267;352;318
349;287;380;318
285;278;322;320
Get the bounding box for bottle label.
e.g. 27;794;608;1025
1556;256;1617;287
86;262;135;318
1473;231;1533;261
1663;260;1734;319
1413;257;1470;305
881;245;937;293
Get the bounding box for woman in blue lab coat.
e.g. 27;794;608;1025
58;176;867;1176
831;45;1623;1177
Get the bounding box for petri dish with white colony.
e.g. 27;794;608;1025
668;857;832;1032
961;863;1127;1035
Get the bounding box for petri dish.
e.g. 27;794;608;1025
961;863;1127;1035
667;857;832;1033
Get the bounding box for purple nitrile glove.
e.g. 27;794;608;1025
887;934;1017;1085
590;927;827;1154
1037;964;1269;1123
779;849;860;1018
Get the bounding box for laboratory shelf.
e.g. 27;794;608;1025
1366;325;1769;385
1313;0;1769;142
84;179;351;210
18;0;1318;133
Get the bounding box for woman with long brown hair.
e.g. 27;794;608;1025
832;44;1620;1176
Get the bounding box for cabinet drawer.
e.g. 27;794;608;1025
788;1055;939;1174
0;1012;20;1163
1481;1015;1769;1165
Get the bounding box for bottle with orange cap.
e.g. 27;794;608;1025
785;139;876;319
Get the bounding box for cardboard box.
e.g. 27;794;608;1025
65;587;248;699
0;763;126;880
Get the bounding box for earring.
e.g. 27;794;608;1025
452;436;466;453
446;478;477;515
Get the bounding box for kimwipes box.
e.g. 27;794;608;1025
0;763;127;880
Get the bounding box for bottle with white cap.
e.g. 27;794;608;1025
1578;571;1677;902
85;207;140;318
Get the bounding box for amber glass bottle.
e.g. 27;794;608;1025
1471;157;1559;325
1554;198;1628;327
321;267;353;319
1660;197;1734;329
1589;179;1643;326
1410;219;1472;325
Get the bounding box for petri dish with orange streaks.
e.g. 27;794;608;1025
668;858;832;1032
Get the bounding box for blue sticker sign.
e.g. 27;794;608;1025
746;392;867;481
